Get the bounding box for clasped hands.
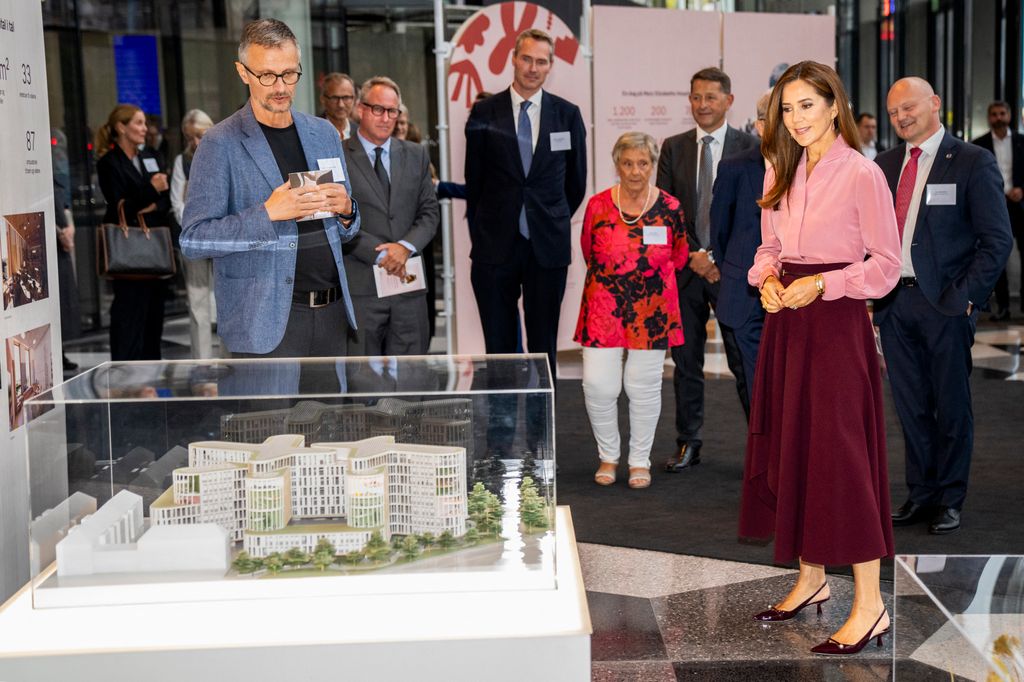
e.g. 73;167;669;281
760;274;819;313
264;181;352;222
688;251;720;283
375;242;411;278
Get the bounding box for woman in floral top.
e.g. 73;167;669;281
575;132;688;489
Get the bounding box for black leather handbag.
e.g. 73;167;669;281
96;200;176;280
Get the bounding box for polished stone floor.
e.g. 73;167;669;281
580;543;899;681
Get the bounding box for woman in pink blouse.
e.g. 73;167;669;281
740;62;901;655
575;132;688;489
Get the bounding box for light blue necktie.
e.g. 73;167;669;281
517;100;533;240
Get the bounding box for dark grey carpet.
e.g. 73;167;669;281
555;375;1024;570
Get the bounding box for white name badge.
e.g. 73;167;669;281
142;157;160;174
643;225;668;245
926;183;956;205
317;157;345;183
550;131;572;151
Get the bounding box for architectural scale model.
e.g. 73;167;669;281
150;435;468;559
55;490;230;577
219;398;474;457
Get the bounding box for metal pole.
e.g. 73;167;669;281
433;0;455;356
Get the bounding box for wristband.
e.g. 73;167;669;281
336;198;358;222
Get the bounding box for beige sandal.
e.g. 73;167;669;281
594;462;617;486
628;467;651;489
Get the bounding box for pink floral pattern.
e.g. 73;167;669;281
574;188;688;349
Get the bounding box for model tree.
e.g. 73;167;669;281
232;551;256;574
364;530;391;563
264;552;284;575
284;547;310;568
340;550;364;565
463;527;479;545
417;532;436;549
468;482;504;536
438;529;455;550
312;538;336;572
519;476;549;532
400;535;420;560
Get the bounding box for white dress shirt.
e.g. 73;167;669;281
862;140;878;161
170;154;187;224
510;87;542;152
694;122;728;194
899;125;946;277
991;131;1013;194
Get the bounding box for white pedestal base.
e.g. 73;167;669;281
0;507;591;681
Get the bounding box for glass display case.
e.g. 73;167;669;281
895;555;1024;681
24;355;556;608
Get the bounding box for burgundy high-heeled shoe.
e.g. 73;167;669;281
752;582;829;622
810;610;890;655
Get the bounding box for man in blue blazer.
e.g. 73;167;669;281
464;28;587;380
875;77;1012;535
181;19;360;358
709;93;769;403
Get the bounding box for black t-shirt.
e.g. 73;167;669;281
259;122;340;291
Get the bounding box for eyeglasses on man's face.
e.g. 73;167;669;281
240;61;302;87
361;102;401;119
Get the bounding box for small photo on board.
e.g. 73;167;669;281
3;211;50;310
6;323;54;430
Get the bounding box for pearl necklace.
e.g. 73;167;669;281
615;183;653;225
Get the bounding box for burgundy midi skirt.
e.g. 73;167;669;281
738;262;894;566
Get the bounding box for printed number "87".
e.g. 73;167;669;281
26;131;35;151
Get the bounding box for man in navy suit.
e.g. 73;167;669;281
657;67;759;472
181;19;360;359
709;93;769;403
972;100;1024;320
464;28;587;380
875;77;1012;535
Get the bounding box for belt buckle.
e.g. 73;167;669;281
309;290;327;308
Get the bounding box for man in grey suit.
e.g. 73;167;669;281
343;76;439;356
656;67;759;472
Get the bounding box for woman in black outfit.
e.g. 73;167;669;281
95;104;171;360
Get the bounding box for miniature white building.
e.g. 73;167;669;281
56;490;230;577
151;435;467;559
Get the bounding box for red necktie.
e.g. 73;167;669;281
894;147;923;242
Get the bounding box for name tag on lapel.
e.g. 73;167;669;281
142;157;160;173
317;157;345;182
550;131;571;151
925;183;956;205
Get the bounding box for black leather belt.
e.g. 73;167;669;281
293;285;341;308
900;277;918;287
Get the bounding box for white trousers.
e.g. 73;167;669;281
581;347;666;468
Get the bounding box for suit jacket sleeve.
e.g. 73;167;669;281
749;167;780;287
962;150;1014;305
464;103;486;232
566;106;587;215
400;147;440;252
179;132;279;260
656;140;676;200
710;162;737;261
580;194;596;261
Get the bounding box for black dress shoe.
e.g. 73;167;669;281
665;443;701;472
891;499;931;526
928;507;961;535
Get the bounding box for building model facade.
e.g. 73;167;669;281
150;435;468;559
219;398;474;458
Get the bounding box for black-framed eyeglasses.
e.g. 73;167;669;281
240;61;302;86
324;95;355;104
361;102;401;119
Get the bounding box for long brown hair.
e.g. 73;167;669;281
758;61;861;210
94;103;142;159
